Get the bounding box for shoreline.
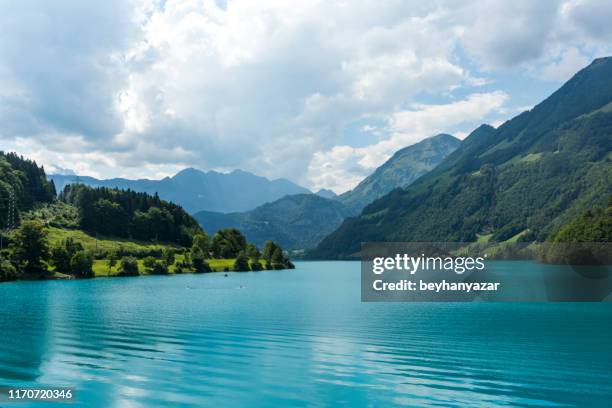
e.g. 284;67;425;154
2;265;294;283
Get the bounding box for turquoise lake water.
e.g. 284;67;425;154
0;261;611;407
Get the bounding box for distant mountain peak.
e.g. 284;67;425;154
338;133;461;211
173;167;206;178
430;133;459;142
316;188;338;199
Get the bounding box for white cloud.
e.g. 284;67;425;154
307;91;508;192
458;0;612;71
0;0;610;191
540;47;590;81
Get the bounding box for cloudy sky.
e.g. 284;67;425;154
1;0;611;192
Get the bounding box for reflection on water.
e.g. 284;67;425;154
0;281;50;382
0;261;611;407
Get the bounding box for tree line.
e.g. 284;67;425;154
59;184;201;246
0;220;293;281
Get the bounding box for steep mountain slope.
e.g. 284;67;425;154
338;134;460;211
50;168;310;213
194;194;355;251
311;57;612;259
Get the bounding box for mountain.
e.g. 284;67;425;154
338;134;460;211
315;189;338;199
49;168;310;214
194;194;355;252
311;57;612;259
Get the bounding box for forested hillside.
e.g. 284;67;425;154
0;157;294;282
0;152;56;229
311;57;612;259
195;194;354;252
59;184;202;246
551;197;612;242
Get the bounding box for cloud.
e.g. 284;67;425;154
458;1;560;69
458;0;612;71
0;0;137;139
0;0;610;192
540;47;590;81
307;91;508;192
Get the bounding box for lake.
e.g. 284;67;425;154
0;261;611;407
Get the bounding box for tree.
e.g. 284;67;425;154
211;229;247;258
246;244;260;261
108;250;118;275
0;258;19;281
192;232;210;257
246;244;262;271
50;245;71;273
162;248;175;267
260;240;293;269
63;237;83;255
262;240;278;263
271;247;286;269
118;256;139;276
70;251;94;278
51;237;85;274
143;256;168;275
191;247;211;272
92;199;129;236
143;256;157;270
10;220;49;275
233;251;250;272
151;261;169;275
183;250;191;265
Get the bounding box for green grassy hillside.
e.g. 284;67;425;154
46;227;179;255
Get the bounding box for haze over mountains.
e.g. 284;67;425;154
311;57;612;259
50;168;310;214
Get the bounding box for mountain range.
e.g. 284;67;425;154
310;57;612;259
193;133;461;251
49;132;462;250
50;168;310;214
